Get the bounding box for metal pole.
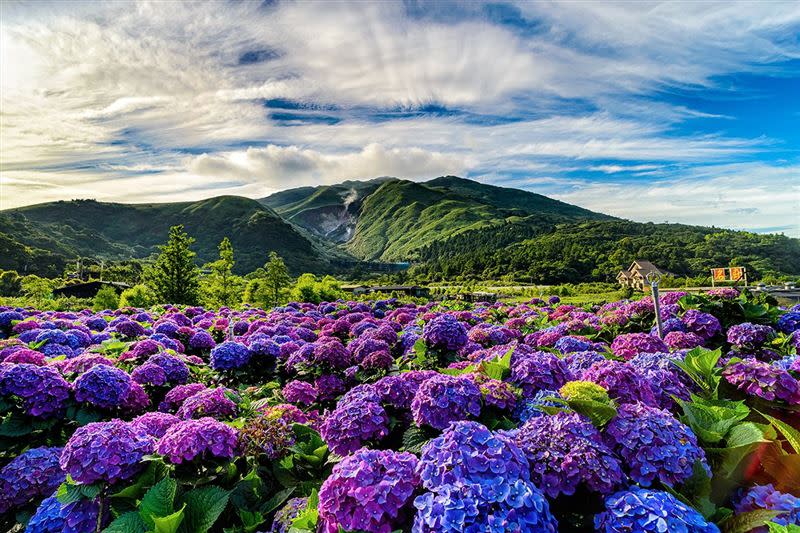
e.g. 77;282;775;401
647;271;664;338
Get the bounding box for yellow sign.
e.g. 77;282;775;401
712;268;727;281
730;267;745;281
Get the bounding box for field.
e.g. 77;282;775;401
1;288;799;532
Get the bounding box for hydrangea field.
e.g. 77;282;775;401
1;289;799;532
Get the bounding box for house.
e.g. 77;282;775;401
53;280;131;299
617;260;671;291
340;284;369;296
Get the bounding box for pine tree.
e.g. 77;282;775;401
263;251;291;307
145;225;200;304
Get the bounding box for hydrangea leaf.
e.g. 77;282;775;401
153;504;185;533
719;509;782;533
759;411;800;454
103;511;147;533
181;485;229;533
260;487;295;515
139;476;177;529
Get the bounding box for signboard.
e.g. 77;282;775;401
710;267;747;286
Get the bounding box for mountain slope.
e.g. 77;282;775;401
263;175;610;261
1;196;348;275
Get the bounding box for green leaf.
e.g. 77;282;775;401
56;482;84;505
0;415;34;437
767;523;800;533
261;487;295;515
401;426;431;454
238;509;265;532
139;476;177;529
567;398;617;428
760;412;800;454
181;485;229;533
153;504;185;533
676;461;716;519
103;511;147;533
720;510;782;533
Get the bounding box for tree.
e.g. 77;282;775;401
263;252;291;308
21;275;55;300
201;237;245;308
0;270;22;296
144;225;200;305
119;284;155;308
93;286;119;311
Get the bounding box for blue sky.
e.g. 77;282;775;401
1;0;798;235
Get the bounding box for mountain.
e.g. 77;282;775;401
262;176;610;261
0;196;350;276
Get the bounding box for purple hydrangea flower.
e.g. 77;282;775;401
582;359;659;407
188;330;216;351
131;362;167;386
515;411;623;498
423;314;468;351
26;495;106;533
596;487;719;532
469;374;517;411
60;420;153;485
146;352;190;384
611;333;669;360
73;364;132;409
176;387;238;419
605;402;709;487
0;447;65;514
130;411;181;438
312;339;352;369
734;484;800;530
664;331;705;350
240;411;295;460
564;351;607;374
210;341;252;370
628;352;692;409
411;374;481;430
513;389;562;423
374;371;437;410
419;421;529;494
319;448;420;533
510;351;573;398
158;382;207;412
0;363;71;417
114;319;145;339
320;398;389;455
723;359;800;404
727;323;775;349
282;380;318;405
270;497;308;533
681;310;722;341
554;336;594;353
156;417;238;464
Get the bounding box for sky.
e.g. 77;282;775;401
1;0;799;236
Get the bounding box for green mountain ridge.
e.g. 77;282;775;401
0;196;349;276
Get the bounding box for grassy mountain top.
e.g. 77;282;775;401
2;196;348;275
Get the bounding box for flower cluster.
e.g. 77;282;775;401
515;412;623;497
176;387;238;419
282;380;317;405
60;420;153;485
734;484;800;530
411;374;482;430
605;403;708;487
510;351;573;398
423;314;468;351
210;341;252;370
595;487;720;532
319;448;420;533
73;364;132;409
320;398;389;455
582;359;659;407
723;359;800;404
0;447;65;514
727;322;775;349
270;497;308;533
156;417;239;464
611;333;669;359
682;310;722;341
240;411;295;460
0;363;71;417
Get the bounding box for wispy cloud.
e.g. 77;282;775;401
1;0;798;234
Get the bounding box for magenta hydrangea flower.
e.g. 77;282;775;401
176;387;238;419
158;382;207;412
0;447;65;514
130;411;181;438
510;351;573;398
605;402;709;487
73;364;132;409
282;380;318;405
723;359;800;404
312;339;352;369
156;417;238;464
60;420;153;485
320;398;389;455
423;314;468;351
515;412;623;498
664;331;705;350
319;448;420;533
411;374;481;430
611;333;669;360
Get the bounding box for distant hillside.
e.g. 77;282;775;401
264;175;610;261
0;196;350;275
261;178;390;242
413;219;800;283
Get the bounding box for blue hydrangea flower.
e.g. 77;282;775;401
0;447;65;514
734;484;800;530
210;341;252;370
73;364;133;409
595;487;719;532
411;374;481;430
320;398;389;455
